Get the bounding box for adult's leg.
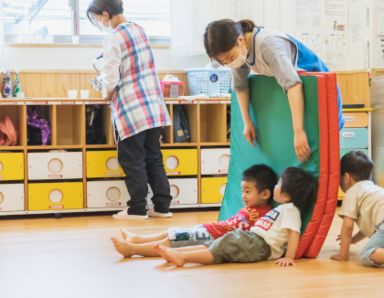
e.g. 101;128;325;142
117;131;148;215
144;127;172;213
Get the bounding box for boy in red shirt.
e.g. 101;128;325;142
111;164;276;258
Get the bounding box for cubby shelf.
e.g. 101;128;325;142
0;98;230;215
0;70;230;215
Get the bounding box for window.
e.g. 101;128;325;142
2;0;74;43
2;0;171;45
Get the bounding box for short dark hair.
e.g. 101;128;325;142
280;167;318;214
204;19;256;59
341;150;373;181
242;164;277;202
87;0;124;25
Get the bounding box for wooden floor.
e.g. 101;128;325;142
0;210;382;298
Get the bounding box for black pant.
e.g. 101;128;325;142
117;127;172;215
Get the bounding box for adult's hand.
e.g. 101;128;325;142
294;129;311;162
243;121;257;146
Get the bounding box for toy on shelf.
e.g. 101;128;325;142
13;72;24;98
1;70;12;98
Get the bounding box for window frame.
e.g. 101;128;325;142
2;0;171;47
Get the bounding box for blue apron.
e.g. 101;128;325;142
288;35;345;129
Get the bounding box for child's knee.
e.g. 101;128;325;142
360;248;380;267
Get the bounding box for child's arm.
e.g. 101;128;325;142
331;216;354;261
275;229;300;266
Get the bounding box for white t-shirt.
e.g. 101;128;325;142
339;180;384;237
250;203;301;259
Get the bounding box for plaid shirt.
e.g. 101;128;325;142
102;22;171;140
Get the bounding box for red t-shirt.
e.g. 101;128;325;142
203;205;272;239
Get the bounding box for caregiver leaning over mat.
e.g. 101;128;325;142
203;19;344;162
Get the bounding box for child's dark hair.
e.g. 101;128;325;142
280;167;318;214
87;0;123;25
204;19;256;59
242;164;277;202
341;150;373;181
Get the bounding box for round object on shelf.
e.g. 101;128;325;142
170;184;180;199
218;154;230;170
106;157;119;171
49;189;63;204
166;155;179;170
106;186;121;202
48;158;63;174
0;192;4;205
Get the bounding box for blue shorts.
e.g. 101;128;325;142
360;222;384;267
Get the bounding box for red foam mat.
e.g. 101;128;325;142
305;72;340;257
295;73;329;258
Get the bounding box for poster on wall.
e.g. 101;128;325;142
323;0;347;69
377;8;384;36
349;0;369;68
295;0;322;56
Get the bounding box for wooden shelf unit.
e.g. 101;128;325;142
0;70;230;215
336;71;372;200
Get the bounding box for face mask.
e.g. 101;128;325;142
98;19;114;33
226;46;247;68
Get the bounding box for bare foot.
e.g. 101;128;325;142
111;237;133;258
120;229;140;243
154;244;186;267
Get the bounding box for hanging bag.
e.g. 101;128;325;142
0;116;17;146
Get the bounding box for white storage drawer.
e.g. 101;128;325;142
146;178;197;208
87;180;129;209
201;148;230;175
0;184;24;212
169;178;198;206
28;152;83;180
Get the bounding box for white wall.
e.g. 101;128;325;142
1;0;380;71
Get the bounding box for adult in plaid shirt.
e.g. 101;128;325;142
87;0;172;219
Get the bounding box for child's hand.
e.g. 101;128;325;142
275;257;295;267
330;254;348;261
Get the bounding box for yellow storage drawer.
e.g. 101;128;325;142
0;153;24;181
343;112;368;128
86;151;125;178
28;182;83;210
162;149;198;176
201;177;227;204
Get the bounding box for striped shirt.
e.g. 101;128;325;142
102;21;171;140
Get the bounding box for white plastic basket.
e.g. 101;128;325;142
186;68;231;96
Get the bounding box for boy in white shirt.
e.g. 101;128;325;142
153;167;317;267
331;151;384;267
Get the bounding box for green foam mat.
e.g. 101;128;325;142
219;75;320;232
